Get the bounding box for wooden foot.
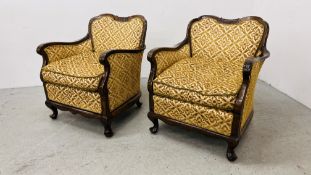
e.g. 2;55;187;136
136;100;142;108
45;101;58;120
226;141;238;161
148;112;158;134
102;119;113;138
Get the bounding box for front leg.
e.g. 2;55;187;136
226;141;239;161
101;118;113;138
45;101;58;119
148;112;159;134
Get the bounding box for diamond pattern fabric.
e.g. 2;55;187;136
91;15;145;54
190;17;264;62
153;57;243;110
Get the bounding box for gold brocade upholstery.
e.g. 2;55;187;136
190;17;264;61
91;15;144;53
40;14;146;115
241;61;264;128
46;83;102;114
154;96;233;136
44;39;92;63
154;44;190;76
153;57;243;110
150;16;268;137
42;52;103;91
107;52;142;111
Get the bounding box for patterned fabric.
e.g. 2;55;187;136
154;44;190;76
107;52;142;111
241;61;264;128
190;17;264;62
153;57;243;110
44;39;92;63
41;52;104;91
91;15;144;54
154;96;233;136
40;14;146;116
46;83;102;114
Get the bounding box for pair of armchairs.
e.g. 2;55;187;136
37;14;269;161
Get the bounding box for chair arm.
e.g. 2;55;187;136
232;49;270;134
242;50;270;79
98;47;145;111
99;47;145;65
36;34;91;66
235;50;270;109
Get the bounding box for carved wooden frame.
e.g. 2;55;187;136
37;13;147;137
147;15;269;161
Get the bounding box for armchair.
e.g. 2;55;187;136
147;15;269;161
37;14;147;137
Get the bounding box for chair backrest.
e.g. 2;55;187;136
188;16;268;62
89;14;146;53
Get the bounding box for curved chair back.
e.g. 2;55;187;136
89;14;147;53
188;16;269;62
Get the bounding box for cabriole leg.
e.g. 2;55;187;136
148;112;158;134
45;101;58;120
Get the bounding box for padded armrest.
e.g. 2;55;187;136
99;47;145;65
37;35;92;65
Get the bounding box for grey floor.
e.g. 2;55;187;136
0;79;311;175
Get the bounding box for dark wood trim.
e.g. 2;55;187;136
149;112;238;142
147;15;270;161
37;13;147;137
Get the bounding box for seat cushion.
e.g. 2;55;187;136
153;57;244;110
41;52;104;91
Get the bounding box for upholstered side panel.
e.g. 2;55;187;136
91;16;144;53
190;17;264;62
153;95;233;136
107;52;143;111
154;44;190;76
241;61;264;128
44;39;92;63
45;83;102;114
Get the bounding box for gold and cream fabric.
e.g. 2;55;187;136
153;57;243;110
91;15;145;53
151;16;267;136
154;44;190;76
45;83;102;114
190;17;264;62
40;14;145;114
153;96;234;136
240;60;264;129
107;52;142;111
43;39;92;63
41;52;104;91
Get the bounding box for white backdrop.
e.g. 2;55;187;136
0;0;311;108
